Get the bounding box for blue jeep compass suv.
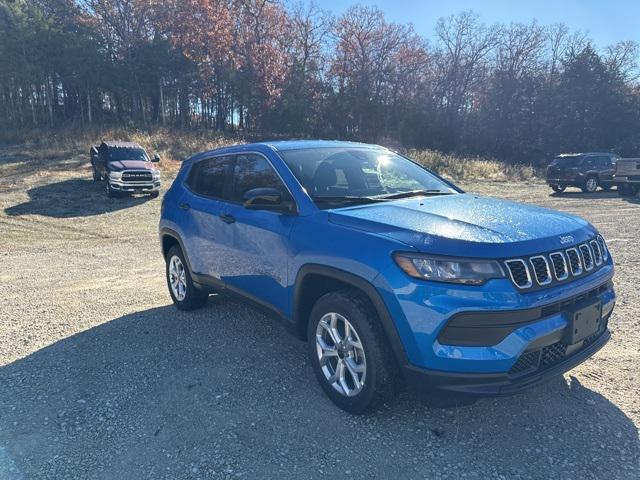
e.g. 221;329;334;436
159;141;615;413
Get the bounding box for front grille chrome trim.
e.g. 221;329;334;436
579;243;594;271
590;240;603;266
597;235;608;261
549;252;569;281
529;255;552;285
505;259;532;289
566;247;583;276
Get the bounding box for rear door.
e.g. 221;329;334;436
178;155;235;279
598;155;616;184
214;153;297;316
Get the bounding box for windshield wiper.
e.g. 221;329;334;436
376;189;453;200
310;195;389;205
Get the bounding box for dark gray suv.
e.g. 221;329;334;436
546;153;618;193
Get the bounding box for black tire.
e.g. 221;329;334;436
106;180;117;198
165;245;208;310
307;289;400;414
92;165;101;181
150;191;160;198
581;175;599;193
551;185;566;193
618;184;640;197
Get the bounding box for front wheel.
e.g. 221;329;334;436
307;290;400;414
582;176;599;193
150;191;160;198
106;180;117;198
551;185;566;193
92;166;101;181
165;245;208;310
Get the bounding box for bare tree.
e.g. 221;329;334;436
604;40;640;82
431;11;500;147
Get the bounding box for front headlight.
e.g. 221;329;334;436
393;253;505;285
151;169;160;179
109;171;122;180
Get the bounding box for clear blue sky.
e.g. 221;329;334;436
320;0;640;47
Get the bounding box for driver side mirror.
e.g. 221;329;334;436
243;187;294;213
152;153;161;163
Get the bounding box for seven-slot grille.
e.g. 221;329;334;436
504;236;608;289
122;170;153;182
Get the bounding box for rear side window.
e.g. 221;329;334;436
552;156;583;167
231;154;288;202
597;156;613;168
186;156;233;199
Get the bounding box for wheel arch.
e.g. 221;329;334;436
292;264;409;367
160;228;195;274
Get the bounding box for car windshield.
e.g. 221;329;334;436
551;156;583;167
108;147;148;162
278;147;458;207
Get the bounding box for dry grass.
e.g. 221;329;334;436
407;149;540;182
0;126;242;176
1;127;541;182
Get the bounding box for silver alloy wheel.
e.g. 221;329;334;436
168;255;187;301
315;312;367;397
586;177;598;192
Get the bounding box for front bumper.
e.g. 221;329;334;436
108;179;161;192
404;327;610;395
613;175;640;184
374;257;615;395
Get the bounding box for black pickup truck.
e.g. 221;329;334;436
90;141;161;198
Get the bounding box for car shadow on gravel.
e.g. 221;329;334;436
549;190;620;199
0;301;638;479
550;189;640;205
4;178;151;218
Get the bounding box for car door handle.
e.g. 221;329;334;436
179;202;190;211
220;213;236;224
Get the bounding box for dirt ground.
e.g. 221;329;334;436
0;145;638;479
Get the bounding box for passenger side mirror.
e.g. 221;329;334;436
152;153;161;163
243;187;293;213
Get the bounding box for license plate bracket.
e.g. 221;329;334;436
563;300;602;345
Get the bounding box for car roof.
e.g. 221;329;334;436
101;140;144;149
185;140;389;164
262;139;384;151
556;152;614;157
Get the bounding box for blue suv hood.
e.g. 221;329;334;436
328;194;595;258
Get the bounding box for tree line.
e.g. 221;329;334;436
2;0;640;164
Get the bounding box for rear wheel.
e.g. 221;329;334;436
582;175;599;193
307;289;400;414
551;185;566;193
166;245;208;310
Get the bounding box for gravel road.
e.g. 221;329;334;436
0;146;638;479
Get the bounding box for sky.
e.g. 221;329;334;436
320;0;640;47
